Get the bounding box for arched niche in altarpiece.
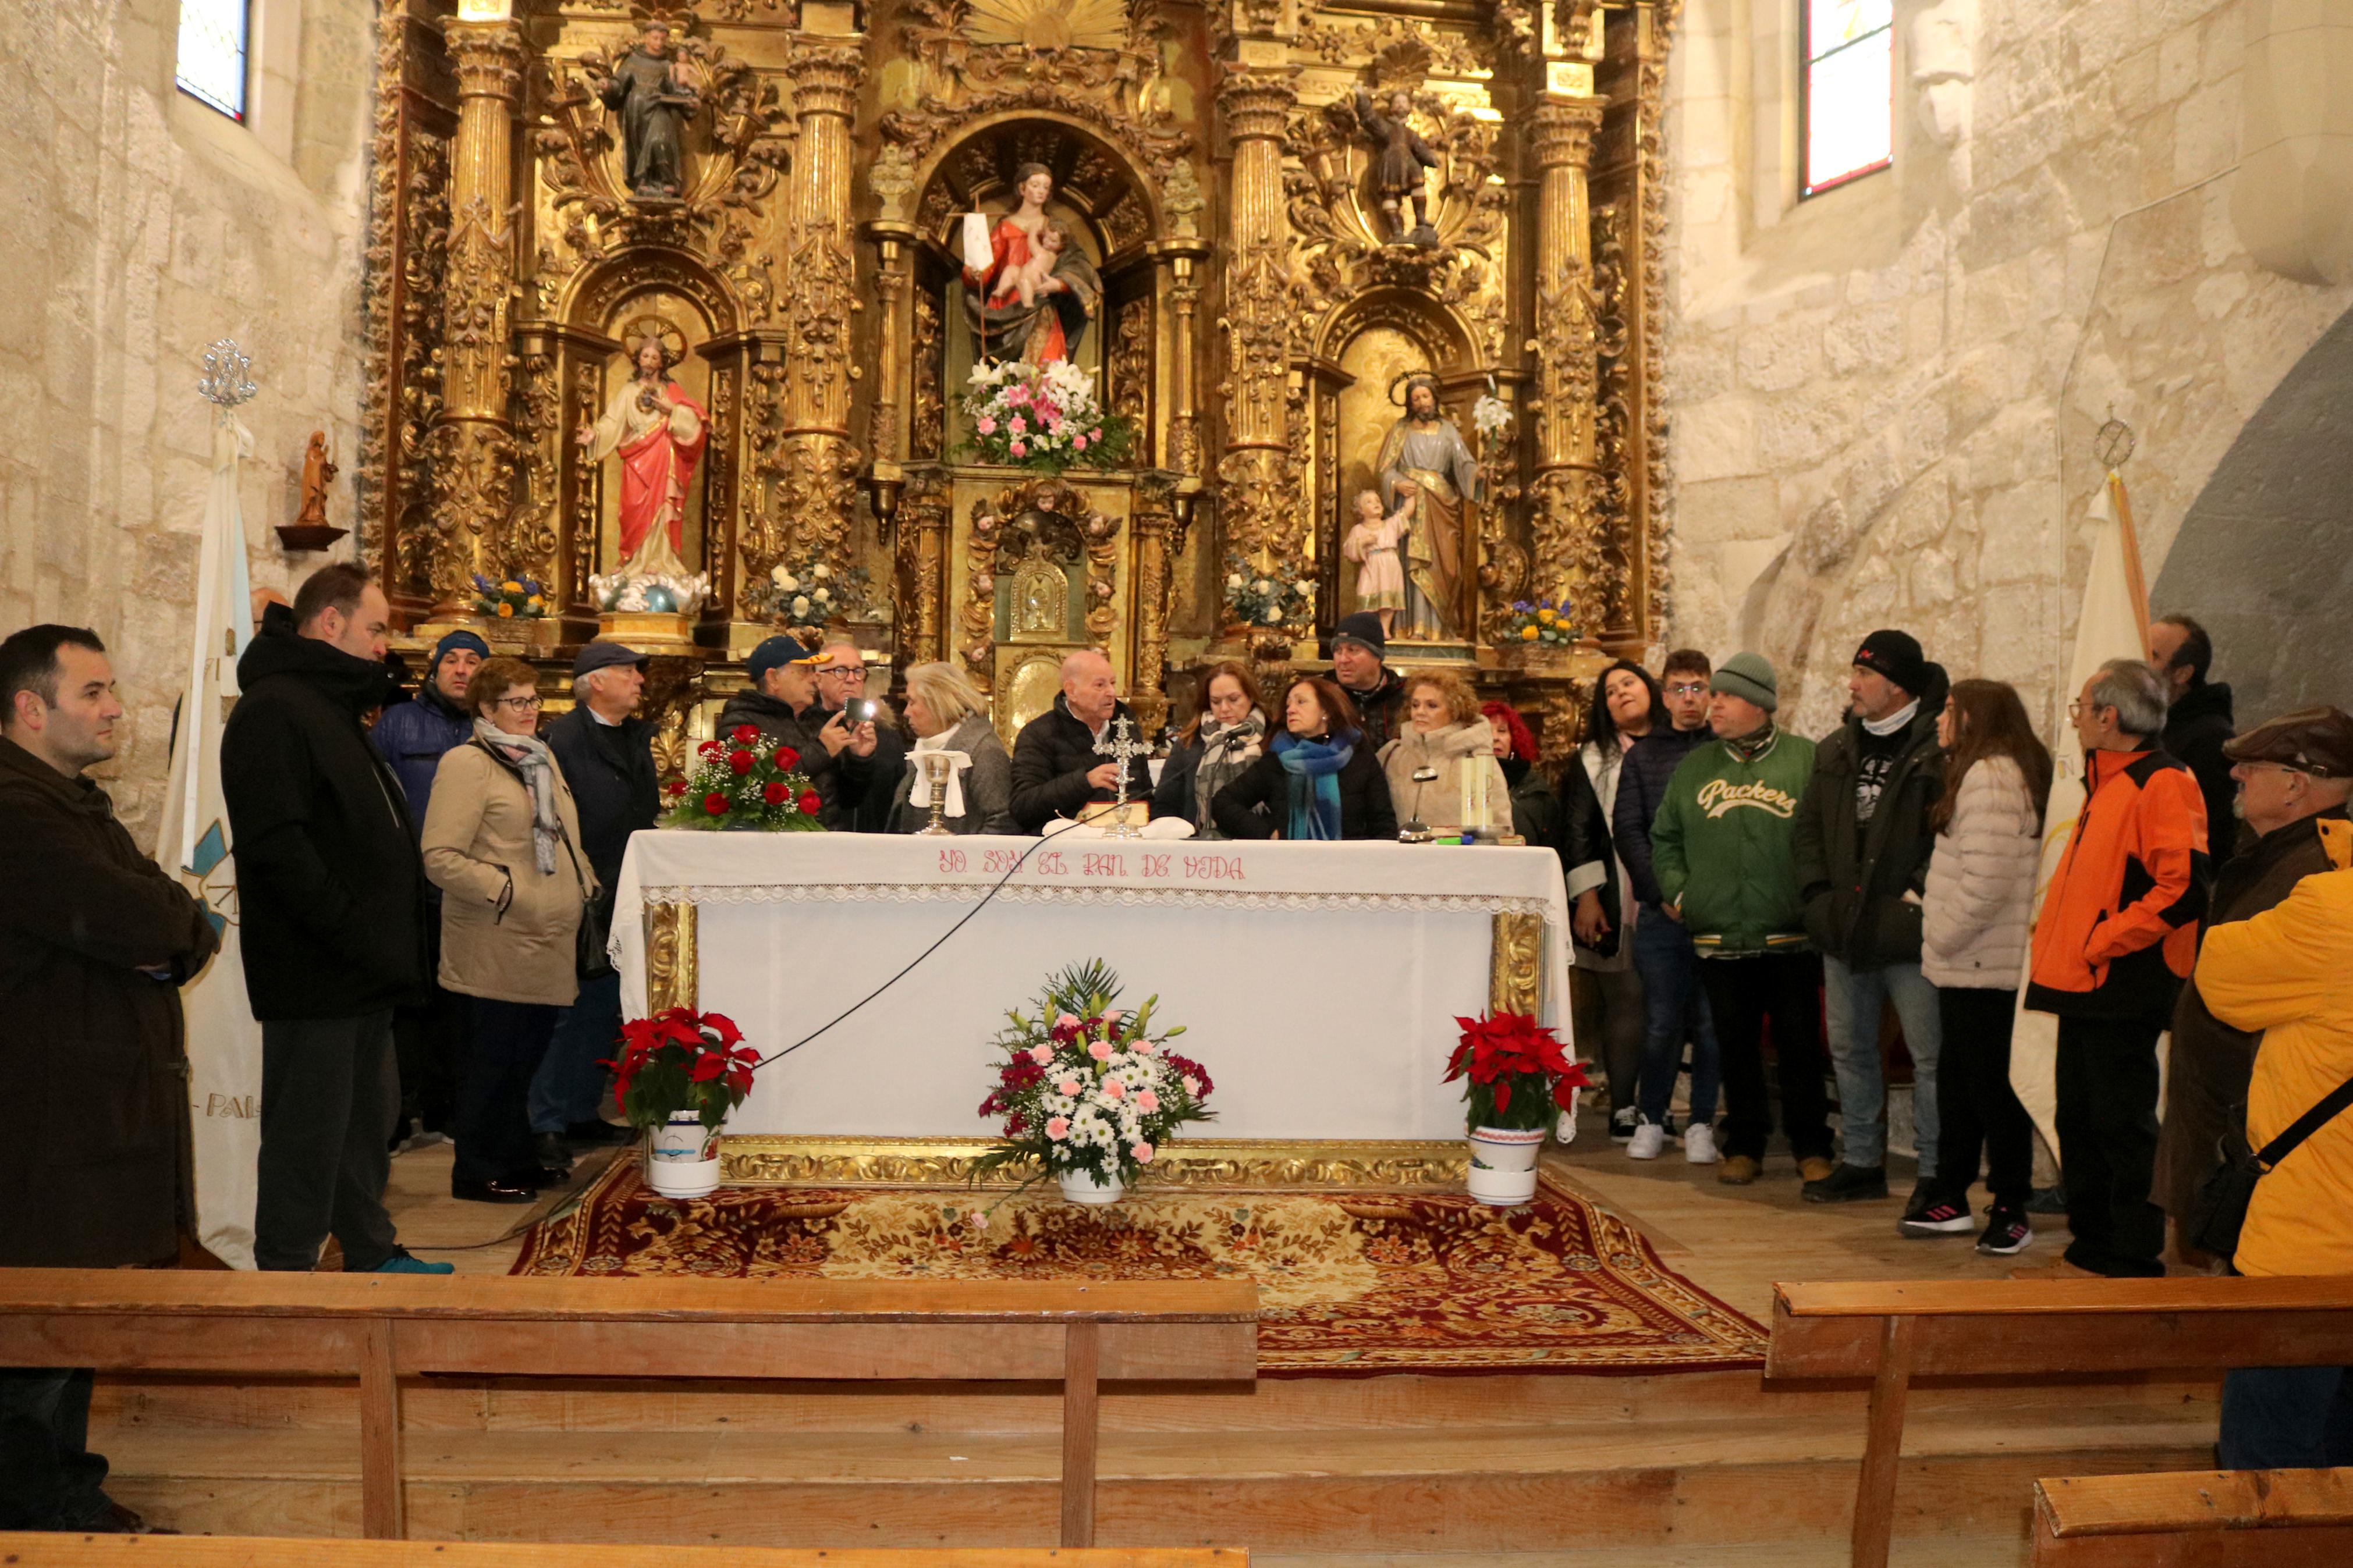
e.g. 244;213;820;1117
1308;284;1485;649
904;113;1166;468
524;246;748;623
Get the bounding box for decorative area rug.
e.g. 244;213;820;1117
513;1158;1766;1377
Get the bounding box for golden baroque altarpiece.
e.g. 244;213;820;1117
359;0;1680;758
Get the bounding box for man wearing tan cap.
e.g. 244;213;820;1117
2155;706;2353;1263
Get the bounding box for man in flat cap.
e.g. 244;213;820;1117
2153;706;2353;1265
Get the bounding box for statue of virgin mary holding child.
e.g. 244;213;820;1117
961;163;1103;365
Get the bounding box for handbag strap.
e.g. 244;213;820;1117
2255;1072;2353;1170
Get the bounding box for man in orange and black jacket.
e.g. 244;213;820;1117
2021;657;2212;1279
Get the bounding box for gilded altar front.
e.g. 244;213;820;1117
360;0;1680;756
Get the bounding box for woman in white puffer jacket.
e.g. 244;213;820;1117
1910;679;2052;1255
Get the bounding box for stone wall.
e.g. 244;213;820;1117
1658;0;2353;738
0;0;375;846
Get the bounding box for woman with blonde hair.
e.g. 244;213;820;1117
1153;660;1268;838
421;657;593;1204
888;661;1016;835
1379;670;1507;836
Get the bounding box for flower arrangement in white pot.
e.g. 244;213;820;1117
1442;1011;1590;1206
975;961;1215;1203
606;1007;760;1199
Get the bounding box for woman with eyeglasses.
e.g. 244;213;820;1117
420;657;595;1204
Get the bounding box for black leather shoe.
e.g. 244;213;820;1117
517;1165;570;1189
451;1178;537;1204
533;1130;574;1171
566;1119;634;1146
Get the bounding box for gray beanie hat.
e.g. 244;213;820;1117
1710;651;1779;712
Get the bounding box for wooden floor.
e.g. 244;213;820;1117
382;1108;2039;1323
98;1114;2207;1567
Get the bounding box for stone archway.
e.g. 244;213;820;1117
2152;304;2353;719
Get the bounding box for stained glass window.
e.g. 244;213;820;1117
1802;0;1891;196
176;0;249;122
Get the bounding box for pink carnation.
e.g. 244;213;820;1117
1028;1043;1055;1065
1054;1012;1081;1032
1089;429;1102;442
1135;1089;1159;1113
1071;435;1087;451
1056;1079;1081;1097
1009;441;1027;457
1103;1009;1123;1028
1101;1079;1125;1101
1046;1116;1071;1142
1183;1075;1200;1095
1008;415;1027;435
1131;1142;1155;1163
1088;1039;1114;1061
975;415;996;435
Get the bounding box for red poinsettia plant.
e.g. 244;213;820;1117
605;1007;761;1138
1443;1011;1591;1132
661;725;829;831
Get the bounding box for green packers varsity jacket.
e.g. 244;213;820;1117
1649;724;1819;957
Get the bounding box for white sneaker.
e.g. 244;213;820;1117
1683;1122;1722;1165
1627;1122;1668;1160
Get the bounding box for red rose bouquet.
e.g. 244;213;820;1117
605;1006;760;1142
1442;1011;1590;1132
661;724;829;831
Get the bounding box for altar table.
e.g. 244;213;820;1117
612;833;1573;1141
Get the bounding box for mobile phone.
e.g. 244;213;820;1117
853;698;880;723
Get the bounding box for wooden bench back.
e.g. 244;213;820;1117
1768;1277;2353;1380
2033;1468;2353;1566
0;1541;1247;1568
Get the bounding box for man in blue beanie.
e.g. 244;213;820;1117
370;627;488;1148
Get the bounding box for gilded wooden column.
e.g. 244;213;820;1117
1526;95;1610;634
1215;66;1298;584
1151;240;1212;478
866;223;918;527
425;18;525;616
778;37;868;568
1129;485;1177;738
894;470;950;670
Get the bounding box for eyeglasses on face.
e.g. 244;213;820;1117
817;664;865;680
493;695;543;712
2067;701;2114;720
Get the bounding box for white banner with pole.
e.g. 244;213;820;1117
155;339;265;1268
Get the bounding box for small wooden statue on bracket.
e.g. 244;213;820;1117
1354;87;1440;248
277;431;348;552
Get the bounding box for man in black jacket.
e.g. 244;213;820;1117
220;564;448;1275
1611;649;1722;1146
2149;614;2239;877
1009;649;1155;831
1;625;219;1533
714;635;874;830
1329;611;1407;749
812;640;908;833
1793;630;1948;1210
529;641;658;1169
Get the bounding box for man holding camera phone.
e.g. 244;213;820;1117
715;637;904;832
811;641;906;833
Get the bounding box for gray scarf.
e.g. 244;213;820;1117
474;718;561;875
1193;710;1267;837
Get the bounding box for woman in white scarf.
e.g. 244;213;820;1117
889;662;1016;835
420;657;592;1204
1152;661;1268;840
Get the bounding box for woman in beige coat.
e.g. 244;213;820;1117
1378;670;1507;837
421;657;595;1204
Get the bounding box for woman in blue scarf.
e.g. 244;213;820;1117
1211;676;1400;841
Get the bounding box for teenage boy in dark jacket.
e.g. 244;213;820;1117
1612;650;1722;1153
220;564;449;1277
1794;630;1949;1210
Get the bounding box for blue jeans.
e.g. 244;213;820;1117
1823;956;1943;1175
530;971;622;1135
1632;911;1720;1126
2221;1366;2353;1469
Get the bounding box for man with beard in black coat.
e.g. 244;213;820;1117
2150;614;2240;877
221;563;449;1276
1;625;218;1532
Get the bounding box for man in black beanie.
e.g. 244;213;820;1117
1329;611;1407;749
1794;628;1949;1215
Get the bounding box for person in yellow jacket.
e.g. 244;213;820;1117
2194;714;2353;1469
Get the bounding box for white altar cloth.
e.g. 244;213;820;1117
612;833;1573;1140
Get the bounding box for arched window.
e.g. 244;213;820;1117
176;0;250;122
1801;1;1891;196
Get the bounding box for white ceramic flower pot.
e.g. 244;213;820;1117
1466;1125;1545;1207
646;1111;721;1199
1057;1168;1125;1205
1553;1085;1580;1145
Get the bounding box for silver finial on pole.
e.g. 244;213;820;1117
197;339;258;414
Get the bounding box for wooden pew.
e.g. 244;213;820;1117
1766;1276;2353;1568
0;1541;1244;1568
2032;1467;2353;1565
0;1271;1257;1548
